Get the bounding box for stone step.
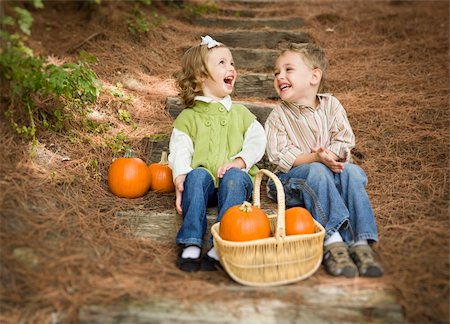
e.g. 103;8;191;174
232;48;277;72
235;73;277;99
192;16;303;29
212;31;310;49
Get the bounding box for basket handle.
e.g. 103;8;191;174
253;169;286;239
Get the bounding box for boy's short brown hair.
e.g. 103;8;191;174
280;43;329;93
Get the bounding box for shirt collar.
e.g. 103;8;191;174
282;94;325;112
195;95;232;111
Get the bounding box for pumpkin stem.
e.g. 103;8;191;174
124;147;134;158
239;201;253;213
159;151;169;165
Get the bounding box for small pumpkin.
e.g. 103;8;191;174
108;151;151;199
219;201;271;242
149;151;175;193
285;207;315;235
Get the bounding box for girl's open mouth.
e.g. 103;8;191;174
224;76;234;85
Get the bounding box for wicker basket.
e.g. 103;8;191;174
211;169;325;287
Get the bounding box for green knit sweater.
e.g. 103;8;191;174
173;101;258;187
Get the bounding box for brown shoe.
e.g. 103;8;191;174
323;242;358;278
350;244;384;277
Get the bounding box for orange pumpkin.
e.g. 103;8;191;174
285;207;315;235
108;153;151;199
219;201;271;242
149;151;175;193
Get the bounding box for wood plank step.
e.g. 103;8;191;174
165;96;275;124
192;16;303;29
79;288;404;323
102;209;404;323
232;48;277;72
216;8;295;18
234;73;277;99
212;30;310;49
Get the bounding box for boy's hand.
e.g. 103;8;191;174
174;174;186;215
217;158;246;178
312;147;344;173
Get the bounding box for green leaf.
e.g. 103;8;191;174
32;0;44;9
13;7;33;36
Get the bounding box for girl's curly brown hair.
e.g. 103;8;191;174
175;43;225;108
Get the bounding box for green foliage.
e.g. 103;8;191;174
106;131;131;155
127;4;165;35
13;7;33;35
147;133;168;142
127;6;150;34
182;1;218;19
0;4;102;142
138;0;152;5
117;109;132;123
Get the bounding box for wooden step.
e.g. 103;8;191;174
192;16;303;29
82;209;405;324
234;73;277;99
232;48;278;72
212;30;310;49
165;96;275;124
217;7;297;18
78;283;404;323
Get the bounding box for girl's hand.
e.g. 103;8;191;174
312;147;344;173
217;158;246;178
174;174;186;215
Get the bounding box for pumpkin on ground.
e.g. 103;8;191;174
219;201;271;242
285;207;315;235
108;152;151;199
149;151;175;193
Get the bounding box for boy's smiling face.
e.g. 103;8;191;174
274;51;321;105
201;47;236;100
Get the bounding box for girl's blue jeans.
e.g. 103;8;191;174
268;162;378;244
176;167;253;248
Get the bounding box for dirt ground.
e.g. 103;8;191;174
0;0;449;323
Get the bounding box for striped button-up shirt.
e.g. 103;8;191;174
265;94;355;173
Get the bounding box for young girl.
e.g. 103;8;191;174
265;43;383;278
168;36;266;272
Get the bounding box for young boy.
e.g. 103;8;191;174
265;43;383;277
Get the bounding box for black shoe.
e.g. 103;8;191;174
176;250;201;272
200;254;223;271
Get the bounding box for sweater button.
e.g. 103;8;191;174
220;120;227;126
205;120;211;126
219;107;225;112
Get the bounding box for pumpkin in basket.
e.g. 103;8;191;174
285;207;315;235
108;151;152;199
219;201;271;242
149;151;175;193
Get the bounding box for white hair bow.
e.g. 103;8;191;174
200;35;222;49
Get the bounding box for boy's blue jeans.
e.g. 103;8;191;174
176;167;253;247
268;162;378;244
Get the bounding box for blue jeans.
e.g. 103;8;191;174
268;162;378;244
176;167;253;247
